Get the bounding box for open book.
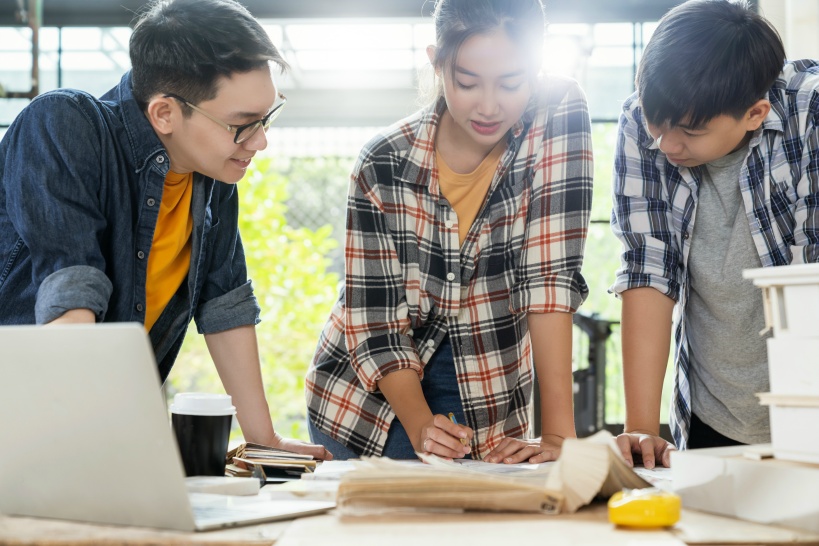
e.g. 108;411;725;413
335;430;650;515
226;442;317;482
545;430;651;512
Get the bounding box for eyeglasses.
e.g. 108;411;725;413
164;92;287;144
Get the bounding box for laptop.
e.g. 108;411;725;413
0;323;334;531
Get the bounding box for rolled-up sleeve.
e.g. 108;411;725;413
35;265;112;323
610;95;683;301
194;279;260;334
344;162;422;392
510;79;593;314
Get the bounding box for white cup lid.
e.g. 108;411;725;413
169;393;236;416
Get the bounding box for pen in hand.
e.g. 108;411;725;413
448;412;470;447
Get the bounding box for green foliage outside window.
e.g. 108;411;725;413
166;157;341;439
583;123;672;424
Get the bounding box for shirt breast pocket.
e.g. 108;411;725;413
198;217;222;270
767;162;799;245
474;234;520;284
768;154;798;198
204;217;221;238
0;238;26;288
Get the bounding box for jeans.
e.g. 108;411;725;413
308;336;467;460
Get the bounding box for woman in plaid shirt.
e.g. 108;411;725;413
305;0;593;461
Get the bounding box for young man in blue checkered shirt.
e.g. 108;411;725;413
610;0;819;467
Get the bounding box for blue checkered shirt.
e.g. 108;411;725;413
610;60;819;449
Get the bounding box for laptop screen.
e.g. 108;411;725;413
0;323;200;530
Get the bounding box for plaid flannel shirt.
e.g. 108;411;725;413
306;75;593;458
611;60;819;450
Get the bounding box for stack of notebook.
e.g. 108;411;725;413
226;442;318;482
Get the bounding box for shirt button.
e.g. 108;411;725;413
146;198;156;207
155;156;165;164
136;303;144;312
683;232;690;240
446;272;456;281
137;251;145;259
426;339;435;348
445;220;454;229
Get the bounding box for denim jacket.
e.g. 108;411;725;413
0;72;261;381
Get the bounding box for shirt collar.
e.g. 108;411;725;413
396;94;529;188
758;89;786;136
101;71;167;173
394;97;443;188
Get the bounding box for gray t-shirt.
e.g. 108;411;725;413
685;144;771;444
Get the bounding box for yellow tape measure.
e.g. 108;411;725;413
608;488;681;528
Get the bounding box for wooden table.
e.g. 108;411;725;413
3;503;819;546
0;514;289;545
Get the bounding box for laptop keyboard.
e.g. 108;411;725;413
192;504;267;522
188;494;335;528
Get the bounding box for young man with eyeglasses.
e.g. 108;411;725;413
0;0;330;459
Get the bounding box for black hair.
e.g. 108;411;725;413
129;0;288;112
637;0;785;128
430;0;546;84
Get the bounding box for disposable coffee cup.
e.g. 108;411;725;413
170;393;235;477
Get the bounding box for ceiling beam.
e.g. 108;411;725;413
0;0;692;27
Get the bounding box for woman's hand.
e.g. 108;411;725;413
269;432;334;460
416;414;473;459
484;434;565;464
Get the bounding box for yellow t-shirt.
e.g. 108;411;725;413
144;170;194;332
437;142;506;245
